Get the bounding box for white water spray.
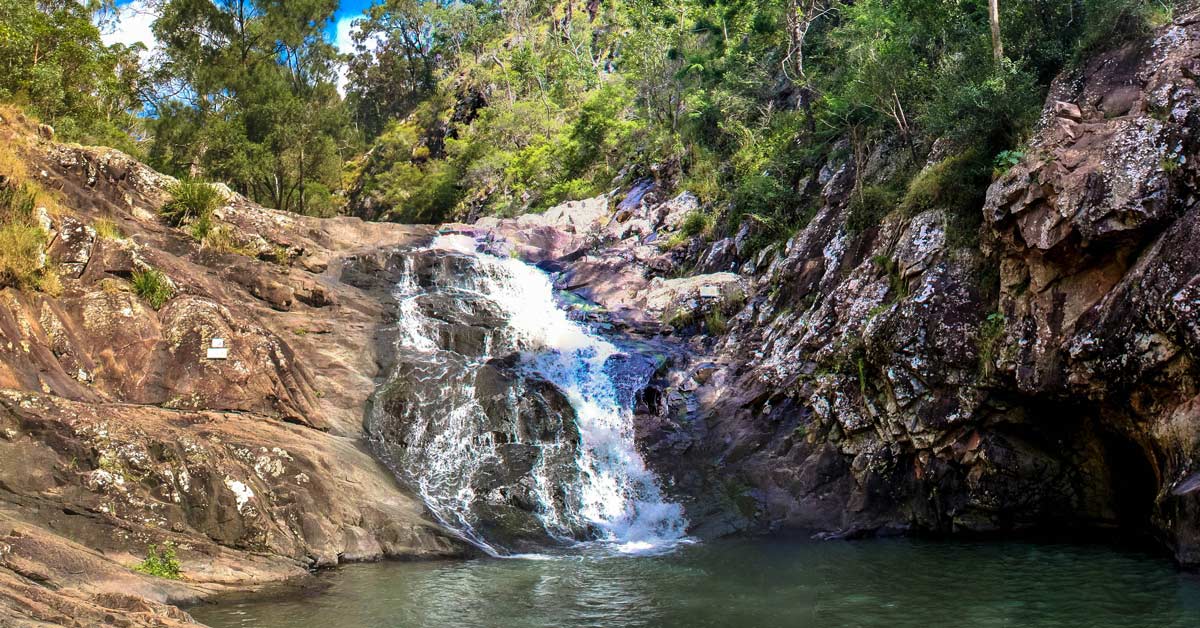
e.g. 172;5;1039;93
371;235;687;556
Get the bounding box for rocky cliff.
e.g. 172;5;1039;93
446;11;1200;565
0;115;465;626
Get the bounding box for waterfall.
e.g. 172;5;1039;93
366;235;687;556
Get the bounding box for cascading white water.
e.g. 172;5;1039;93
372;234;687;556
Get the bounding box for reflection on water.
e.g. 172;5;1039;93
191;538;1200;628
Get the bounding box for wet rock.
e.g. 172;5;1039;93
630;11;1200;569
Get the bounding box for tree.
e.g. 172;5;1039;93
989;0;1004;61
146;0;351;214
785;0;838;130
345;0;505;140
0;0;143;147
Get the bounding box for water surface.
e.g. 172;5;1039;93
191;538;1200;628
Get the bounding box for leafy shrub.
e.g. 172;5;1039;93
131;268;174;310
680;210;713;237
731;174;794;225
847;185;902;234
299;182;343;218
900;151;991;217
993;150;1026;177
133;543;181;580
1076;0;1180;59
160;180;223;228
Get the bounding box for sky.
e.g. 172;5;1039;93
101;0;379;92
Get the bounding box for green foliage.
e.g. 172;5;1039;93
847;185;902;234
368;121;462;223
0;144;56;293
680;210;713;238
3;0;1186;240
1075;0;1181;59
147;0;351;214
901;151;992;218
133;543;181;580
993;150;1026;177
664;307;696;330
348;0;1165;232
161;179;222;229
704;309;728;335
977;311;1007;378
131;268;173;310
0;0;144;148
0;220;48;291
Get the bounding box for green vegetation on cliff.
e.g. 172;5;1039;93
345;0;1182;232
132;543;182;579
0;0;143;150
0;132;61;293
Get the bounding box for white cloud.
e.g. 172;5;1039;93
335;15;360;55
334;15;371;96
100;0;159;61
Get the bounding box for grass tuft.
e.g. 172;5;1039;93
93;218;125;241
131;268;174;309
161;179;223;228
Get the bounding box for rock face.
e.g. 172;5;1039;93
631;11;1200;564
408;11;1200;568
0;120;464;625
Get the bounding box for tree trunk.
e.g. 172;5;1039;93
989;0;1003;61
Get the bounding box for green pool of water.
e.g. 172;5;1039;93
190;538;1200;628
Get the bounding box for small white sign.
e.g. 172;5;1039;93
699;285;722;299
207;347;229;360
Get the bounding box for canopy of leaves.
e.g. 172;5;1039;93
0;0;143;150
348;0;1183;229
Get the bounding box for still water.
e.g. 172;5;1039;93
191;537;1200;628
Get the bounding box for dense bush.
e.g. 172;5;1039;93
0;0;143;151
900;151;992;217
3;0;1184;239
347;0;1186;245
847;185;903;234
